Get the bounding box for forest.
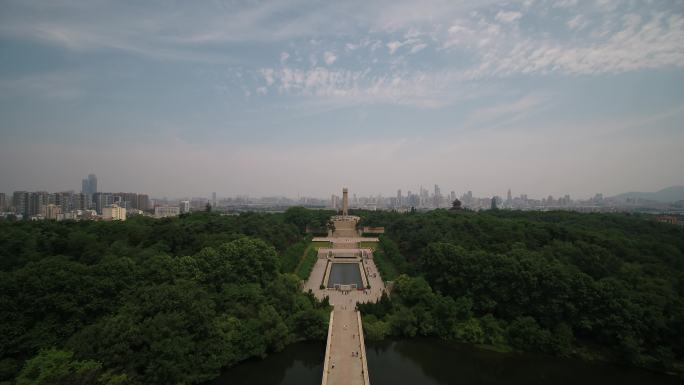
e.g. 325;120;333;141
1;207;683;384
0;210;331;385
357;209;684;373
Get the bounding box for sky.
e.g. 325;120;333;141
0;0;683;199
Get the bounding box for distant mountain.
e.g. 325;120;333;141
612;186;684;203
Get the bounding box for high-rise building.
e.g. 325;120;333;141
73;193;89;210
80;173;97;209
0;193;6;211
212;192;217;208
433;184;442;208
507;189;512;203
397;189;402;207
54;192;75;212
43;204;62;220
180;200;191;214
13;191;29;216
81;174;98;195
103;204;126;221
137;194;149;211
93;192;113;215
30;191;49;216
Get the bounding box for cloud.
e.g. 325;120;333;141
258;66;483;108
466;94;549;127
495;11;522;23
323;51;337;65
387;41;403;54
566;14;587;30
410;43;427;54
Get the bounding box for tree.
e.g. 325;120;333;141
15;348;126;385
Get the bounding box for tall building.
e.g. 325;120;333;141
54;192;75;212
73;193;89;210
93;192;113;215
13;191;29;216
81;173;98;196
397;189;402;207
30;192;49;216
179;200;190;214
433;184;442;208
212;192;217;208
103;204;126;221
507;189;512;203
137;194;149;211
43;204;62;220
0;193;6;211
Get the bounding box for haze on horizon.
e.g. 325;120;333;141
1;0;683;199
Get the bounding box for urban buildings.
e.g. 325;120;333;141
179;200;190;214
81;173;97;196
43;204;61;220
103;204;126;221
155;206;180;218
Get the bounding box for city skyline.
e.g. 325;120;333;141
1;1;683;198
3;172;683;204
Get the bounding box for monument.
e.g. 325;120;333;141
342;188;349;216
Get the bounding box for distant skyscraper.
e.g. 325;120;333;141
507;189;512;203
397;189;402;207
180;200;190;214
137;194;149;211
12;191;29;216
30;192;49;216
433;184;442;207
93;192;113;214
80;173;97;210
81;174;97;195
0;193;6;212
212;192;217;208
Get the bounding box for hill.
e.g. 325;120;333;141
612;185;684;203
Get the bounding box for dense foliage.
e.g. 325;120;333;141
0;210;331;385
358;210;684;372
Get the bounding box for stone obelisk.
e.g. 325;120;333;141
342;188;349;216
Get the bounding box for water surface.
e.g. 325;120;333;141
327;262;364;288
212;339;682;385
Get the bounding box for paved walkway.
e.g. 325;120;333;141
324;308;367;385
303;256;385;306
304;217;384;385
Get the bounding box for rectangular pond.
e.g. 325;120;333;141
327;263;364;288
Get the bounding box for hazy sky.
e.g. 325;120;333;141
1;0;683;199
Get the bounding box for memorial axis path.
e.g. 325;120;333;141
303;188;384;385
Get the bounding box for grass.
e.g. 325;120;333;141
311;241;331;249
372;248;399;281
295;245;319;281
359;241;379;250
